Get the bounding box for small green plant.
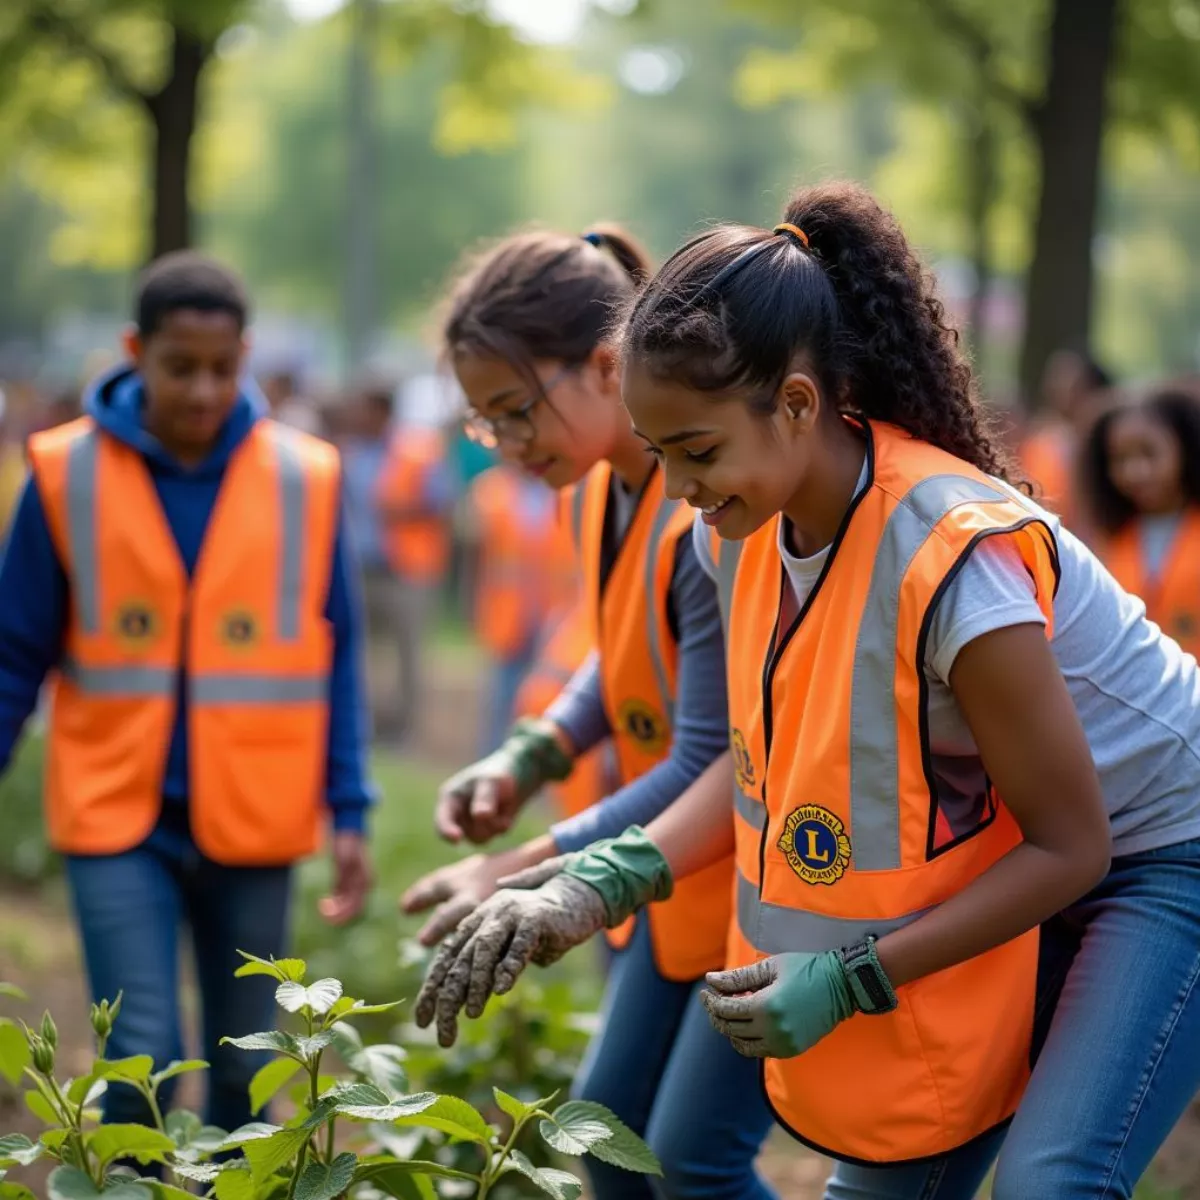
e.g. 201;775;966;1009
0;959;659;1199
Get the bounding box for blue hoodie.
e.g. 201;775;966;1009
0;366;375;837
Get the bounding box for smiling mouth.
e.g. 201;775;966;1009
700;498;732;516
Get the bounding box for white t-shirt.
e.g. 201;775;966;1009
694;471;1200;857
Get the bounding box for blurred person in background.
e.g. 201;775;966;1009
0;389;25;538
374;402;454;743
1082;385;1200;659
464;460;577;754
0;251;375;1144
1019;348;1113;539
260;366;323;436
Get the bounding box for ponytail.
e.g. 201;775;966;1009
622;181;1015;482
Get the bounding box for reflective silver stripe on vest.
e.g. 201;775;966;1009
643;498;682;726
849;475;1008;870
59;657;174;696
735;786;766;830
66;430;101;635
713;538;761;825
274;433;306;642
191;674;328;704
570;483;587;549
737;870;930;954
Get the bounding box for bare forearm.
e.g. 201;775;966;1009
645;752;735;881
877;836;1110;988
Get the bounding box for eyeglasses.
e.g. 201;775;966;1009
462;364;576;449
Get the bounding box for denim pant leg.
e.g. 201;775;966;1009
574;918;694;1200
644;988;778;1200
185;852;293;1134
65;835;186;1127
992;837;1200;1199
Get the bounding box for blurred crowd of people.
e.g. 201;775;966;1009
3;345;1200;756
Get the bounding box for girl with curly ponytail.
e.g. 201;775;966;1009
614;182;1200;1196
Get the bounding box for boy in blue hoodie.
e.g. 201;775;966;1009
0;252;375;1135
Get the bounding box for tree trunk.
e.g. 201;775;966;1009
1017;0;1118;406
964;100;996;359
147;25;209;259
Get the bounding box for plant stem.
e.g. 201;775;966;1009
479;1111;530;1199
286;1140;309;1200
139;1081;166;1132
325;1112;336;1164
44;1074;97;1187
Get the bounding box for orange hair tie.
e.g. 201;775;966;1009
774;223;810;248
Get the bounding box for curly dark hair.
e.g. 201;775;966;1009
1081;387;1200;535
442;224;650;393
620;181;1016;481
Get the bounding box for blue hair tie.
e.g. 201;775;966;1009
582;231;605;248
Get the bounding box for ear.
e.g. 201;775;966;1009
120;325;143;367
777;371;821;434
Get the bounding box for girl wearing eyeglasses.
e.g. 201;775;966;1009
401;227;776;1199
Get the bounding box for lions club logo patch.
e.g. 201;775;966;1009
731;728;756;793
777;805;852;886
114;601;158;648
220;610;259;649
617;699;668;753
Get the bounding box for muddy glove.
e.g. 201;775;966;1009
414;827;672;1046
434;717;573;844
700;953;862;1059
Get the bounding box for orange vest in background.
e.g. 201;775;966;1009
469;466;574;661
1019;422;1074;523
29;417;340;866
514;597;614;824
377;427;450;583
576;462;733;981
714;421;1058;1164
1103;508;1200;658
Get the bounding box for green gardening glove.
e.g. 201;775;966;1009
434;717;574;844
415;826;673;1046
700;953;857;1059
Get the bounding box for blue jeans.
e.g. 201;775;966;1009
825;837;1200;1199
482;646;536;755
65;807;292;1135
574;915;777;1200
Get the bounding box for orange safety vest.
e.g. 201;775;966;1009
1019;422;1074;523
470;466;573;660
514;598;615;823
714;421;1058;1164
28;417;340;866
574;462;733;981
1103;509;1200;659
377;427;450;583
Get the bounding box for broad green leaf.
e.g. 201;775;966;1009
140;1184;195;1200
217;1122;283;1151
335;1090;439;1123
212;1169;254;1200
40;1130;70;1152
242;1127;309;1182
349;1164;437;1200
326;1021;362;1058
0;1182;37;1199
392;1094;491;1143
0;1134;43;1166
167;1160;223;1183
327;1025;407;1097
494;1087;534;1123
294;1032;334;1059
163;1110;200;1148
0;1022;31;1085
151;1060;207;1086
24;1088;60;1124
219;1032;301;1059
0;984;27;1002
323;1081;389;1107
505;1150;583;1200
47;1165;151;1198
233;951;305;982
248;1057;302;1115
334;999;402;1018
275;979;342;1016
538;1107;612;1156
295;1151;355;1200
554;1101;662;1175
66;1074;106;1107
94;1056;154;1084
86;1124;175;1169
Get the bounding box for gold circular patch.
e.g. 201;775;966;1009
617;698;668;753
777;805;852;886
113;601;158;648
730;728;756;793
220;609;259;649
